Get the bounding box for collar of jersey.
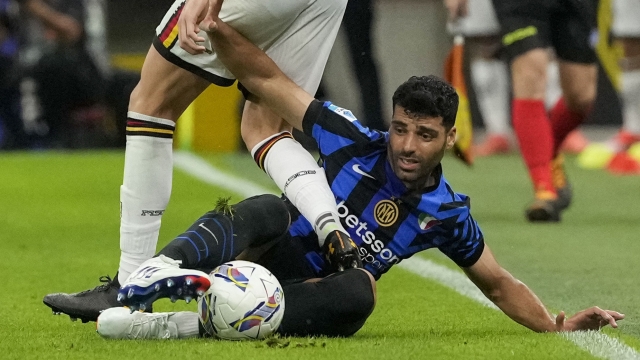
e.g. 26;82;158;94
383;160;443;196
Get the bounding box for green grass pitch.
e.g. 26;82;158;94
0;150;638;359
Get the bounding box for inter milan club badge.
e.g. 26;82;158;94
418;213;441;231
374;200;399;227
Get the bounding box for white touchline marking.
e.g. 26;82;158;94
173;151;275;198
399;257;640;360
175;151;639;359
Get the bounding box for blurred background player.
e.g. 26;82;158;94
611;0;640;152
0;0;24;149
492;0;598;222
0;0;137;149
586;0;640;174
21;0;106;148
447;0;512;156
447;0;587;157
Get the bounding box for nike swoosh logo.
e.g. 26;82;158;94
352;164;375;180
199;223;219;244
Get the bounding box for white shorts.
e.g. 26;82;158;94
611;0;640;37
447;0;500;36
154;0;347;93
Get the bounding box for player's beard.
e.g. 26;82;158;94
387;142;446;191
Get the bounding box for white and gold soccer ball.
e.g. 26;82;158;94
198;260;285;340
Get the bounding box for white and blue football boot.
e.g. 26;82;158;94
118;255;211;312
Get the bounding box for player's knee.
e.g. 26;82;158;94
128;83;144;111
512;49;548;99
233;194;290;245
347;269;376;318
240;102;289;150
332;269;377;337
128;82;169;120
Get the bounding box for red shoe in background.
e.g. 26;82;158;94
474;134;512;157
606;152;640;175
608;130;640;152
560;130;589;155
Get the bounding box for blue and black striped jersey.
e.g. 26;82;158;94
289;100;485;279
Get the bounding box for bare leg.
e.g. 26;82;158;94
511;48;549;100
128;46;210;119
510;48;554;195
557;61;597;113
548;61;597;155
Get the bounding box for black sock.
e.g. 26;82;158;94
158;194;290;270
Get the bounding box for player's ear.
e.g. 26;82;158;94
445;126;456;149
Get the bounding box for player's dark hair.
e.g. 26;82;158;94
392;75;459;129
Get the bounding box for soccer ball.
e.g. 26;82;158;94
198;260;285;340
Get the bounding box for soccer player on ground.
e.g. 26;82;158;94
42;0;362;321
95;14;623;339
491;0;598;221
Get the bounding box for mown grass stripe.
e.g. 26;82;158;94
173;151;274;198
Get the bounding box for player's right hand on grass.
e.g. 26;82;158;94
555;307;624;331
323;230;363;272
178;0;223;54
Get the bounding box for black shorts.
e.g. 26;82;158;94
252;227;375;337
492;0;598;63
253;231;328;286
277;268;375;337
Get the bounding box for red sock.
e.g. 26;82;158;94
512;99;555;195
549;98;588;155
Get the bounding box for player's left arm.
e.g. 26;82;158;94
463;244;624;332
203;13;313;132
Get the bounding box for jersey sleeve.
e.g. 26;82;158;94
437;203;485;268
302;100;385;157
